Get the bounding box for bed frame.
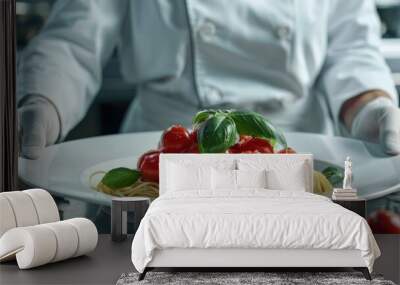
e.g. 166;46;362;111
139;154;372;281
139;249;371;280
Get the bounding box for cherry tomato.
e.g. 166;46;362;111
189;130;198;144
137;150;159;169
185;143;200;153
228;147;240;153
228;135;252;153
240;150;261;153
160;125;191;153
239;135;252;144
368;210;400;234
174;129;199;153
237;137;274;153
278;147;296;154
138;151;160;182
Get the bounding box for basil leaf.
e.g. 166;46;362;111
192;110;218;127
322;166;343;188
198;114;238;153
216;109;234;114
273;127;288;149
229;110;287;148
101;167;140;189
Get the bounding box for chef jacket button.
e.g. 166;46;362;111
199;21;216;39
275;25;291;40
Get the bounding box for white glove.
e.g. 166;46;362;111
18;96;61;159
351;97;400;155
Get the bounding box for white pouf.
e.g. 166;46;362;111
0;196;17;237
0;189;98;269
24;189;60;224
65;218;98;257
0;218;98;269
1;191;40;228
42;221;79;262
0;189;59;237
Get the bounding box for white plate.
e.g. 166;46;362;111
18;132;400;206
80;156;140;194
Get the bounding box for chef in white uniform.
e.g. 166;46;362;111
17;0;400;159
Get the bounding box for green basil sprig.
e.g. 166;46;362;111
198;114;238;153
101;167;140;189
194;109;287;153
193;110;218;128
229;111;287;148
192;109;234;128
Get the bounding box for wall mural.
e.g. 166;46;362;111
15;0;400;234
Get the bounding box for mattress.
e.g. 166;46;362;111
131;190;380;273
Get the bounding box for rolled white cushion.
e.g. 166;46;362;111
1;191;39;227
0;189;60;239
23;189;59;224
0;218;98;269
0;226;57;269
42;221;79;262
0;196;17;237
65;218;98;257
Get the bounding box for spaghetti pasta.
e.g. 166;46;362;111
90;171;159;200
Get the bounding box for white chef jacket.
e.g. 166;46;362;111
17;0;398;138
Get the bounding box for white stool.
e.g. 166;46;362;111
0;189;98;269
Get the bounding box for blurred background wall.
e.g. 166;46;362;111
16;0;400;141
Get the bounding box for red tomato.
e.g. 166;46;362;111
189;130;198;144
278;147;296;154
240;150;261;153
185;143;200;153
228;147;239;153
228;135;252;153
368;210;400;234
239;135;252;144
137;150;159;169
238;137;274;153
160;125;191;153
138;151;160;182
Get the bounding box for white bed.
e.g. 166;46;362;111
131;154;380;280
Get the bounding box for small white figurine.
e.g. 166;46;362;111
342;156;353;190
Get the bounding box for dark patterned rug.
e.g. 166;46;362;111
116;272;395;285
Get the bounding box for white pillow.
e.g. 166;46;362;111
167;162;212;191
211;169;268;190
212;168;237;190
267;164;306;191
237;158;309;192
236;169;267;189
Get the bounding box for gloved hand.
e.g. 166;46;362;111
351;97;400;155
18;96;61;159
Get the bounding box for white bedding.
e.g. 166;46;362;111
131;190;380;273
